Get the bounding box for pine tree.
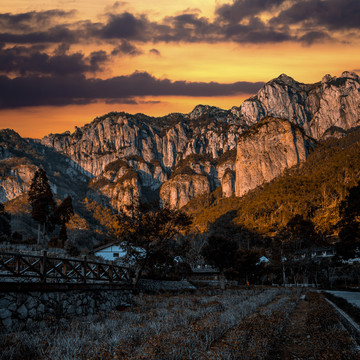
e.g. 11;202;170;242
0;202;11;240
28;168;55;245
53;196;74;247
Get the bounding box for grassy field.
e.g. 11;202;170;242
1;287;358;360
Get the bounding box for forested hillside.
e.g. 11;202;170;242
185;127;360;237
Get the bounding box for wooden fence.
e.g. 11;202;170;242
0;251;130;284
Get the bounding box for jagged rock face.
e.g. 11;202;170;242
0;129;89;204
160;174;211;209
236;71;360;139
41;108;245;178
0;164;37;202
235;118;315;197
221;169;235;198
89;173;141;213
41;107;245;209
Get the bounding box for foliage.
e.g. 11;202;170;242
88;177;112;190
226;249;261;284
104;159;129;172
52;196;75;245
0;202;11;239
28;168;55;243
201;235;237;272
117;204;192;286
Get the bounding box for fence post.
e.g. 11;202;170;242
15;255;20;275
82;256;87;284
110;261;114;283
40;250;47;283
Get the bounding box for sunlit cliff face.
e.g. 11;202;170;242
0;0;359;138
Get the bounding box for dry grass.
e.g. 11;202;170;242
1;287;303;360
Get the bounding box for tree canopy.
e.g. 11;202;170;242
28;168;55;244
117;204;192;287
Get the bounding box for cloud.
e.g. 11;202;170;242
98;12;148;40
111;40;143;56
216;0;286;23
298;31;332;45
0;10;75;32
149;48;161;56
0;25;76;44
0;3;355;48
271;0;360;30
0;46;108;76
0;71;264;109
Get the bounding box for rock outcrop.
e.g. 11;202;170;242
160;174;211;209
0;129;89;203
235;118;315;197
236;71;360;139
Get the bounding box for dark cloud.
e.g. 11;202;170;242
271;0;360;30
105;98;138;104
0;46;108;76
99;12;148;40
0;25;76;44
111;40;143;56
216;0;286;23
298;31;332;45
0;3;354;48
149;48;161;56
0;71;264;109
0;10;75;32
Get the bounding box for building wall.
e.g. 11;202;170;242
95;245;126;261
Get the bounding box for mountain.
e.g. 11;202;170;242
235;117;315;197
238;71;360;139
1;71;360;241
185;126;360;236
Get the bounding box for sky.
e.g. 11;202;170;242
0;0;359;138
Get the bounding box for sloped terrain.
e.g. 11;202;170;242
185;127;360;236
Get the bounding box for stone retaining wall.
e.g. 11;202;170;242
0;288;132;329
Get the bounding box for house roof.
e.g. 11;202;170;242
93;242;122;252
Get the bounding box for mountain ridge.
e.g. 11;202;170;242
1;71;360;241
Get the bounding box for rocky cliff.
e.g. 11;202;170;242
236;71;360;139
2;71;360;212
0;129;89;203
235;118;315;197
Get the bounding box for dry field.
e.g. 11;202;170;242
1;287;359;360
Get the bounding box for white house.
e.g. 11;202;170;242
94;243;127;261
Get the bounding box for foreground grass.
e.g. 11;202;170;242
1;287;357;360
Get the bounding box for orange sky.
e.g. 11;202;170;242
0;1;359;138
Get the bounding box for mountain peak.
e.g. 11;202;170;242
340;71;359;81
189;104;227;120
272;73;297;86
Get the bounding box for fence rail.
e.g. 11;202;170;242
0;251;130;285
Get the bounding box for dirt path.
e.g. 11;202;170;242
269;299;314;359
269;293;360;360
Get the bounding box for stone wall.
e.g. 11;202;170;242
0;288;132;330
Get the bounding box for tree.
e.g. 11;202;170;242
201;235;238;289
336;182;360;259
0;202;11;240
117;204;192;288
52;196;74;247
229;249;260;285
28;168;55;245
